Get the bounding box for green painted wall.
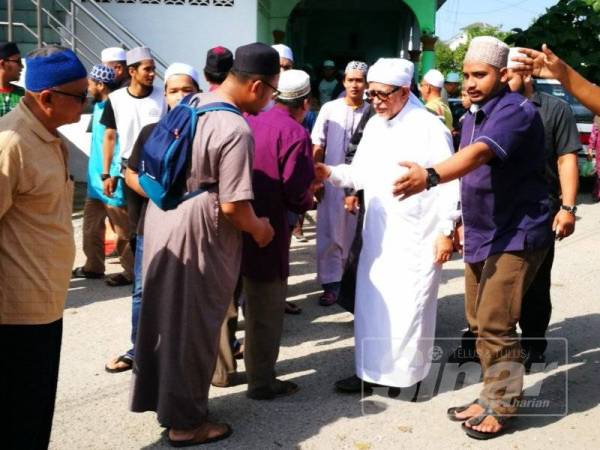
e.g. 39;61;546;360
256;0;440;74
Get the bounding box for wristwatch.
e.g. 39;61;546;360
560;204;577;215
441;226;454;239
100;173;111;181
425;168;441;190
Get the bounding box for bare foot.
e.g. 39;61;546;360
464;414;504;433
454;403;484;421
169;422;230;444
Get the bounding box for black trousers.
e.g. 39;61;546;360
520;241;555;354
0;319;63;450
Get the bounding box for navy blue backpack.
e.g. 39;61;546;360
139;96;241;210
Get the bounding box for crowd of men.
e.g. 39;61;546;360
0;34;596;448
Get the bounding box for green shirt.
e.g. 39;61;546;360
0;84;25;117
425;97;453;131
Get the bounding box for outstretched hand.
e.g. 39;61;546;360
392;162;428;200
510;44;568;82
314;162;331;182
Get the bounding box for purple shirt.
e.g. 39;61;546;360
459;88;552;264
243;105;315;281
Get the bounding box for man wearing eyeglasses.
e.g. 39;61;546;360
0;45;88;450
314;58;460;395
0;42;24;117
311;60;370;307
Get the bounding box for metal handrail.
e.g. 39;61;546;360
1;0;168;79
43;11;99;66
0;21;47;45
73;0;170;71
53;0;115;50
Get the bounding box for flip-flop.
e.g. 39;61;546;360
284;301;302;315
72;266;104;279
168;424;233;447
461;406;512;440
105;273;132;287
447;399;481;422
105;354;133;373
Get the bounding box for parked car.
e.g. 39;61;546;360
534;79;594;177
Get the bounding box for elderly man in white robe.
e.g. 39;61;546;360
315;58;461;394
312;61;370;307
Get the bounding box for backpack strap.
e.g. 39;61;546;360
195;101;242;116
180;102;241;202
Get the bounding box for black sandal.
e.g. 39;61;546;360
284;301;302;315
105;354;133;373
167;424;233;447
105;273;132;287
447;398;480;422
461;405;513;440
72;266;104;279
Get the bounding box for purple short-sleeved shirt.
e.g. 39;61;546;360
459;88;552;263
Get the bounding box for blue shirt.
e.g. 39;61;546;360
87;100;125;207
459;88;552;263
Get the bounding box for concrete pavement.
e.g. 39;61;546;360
50;192;600;449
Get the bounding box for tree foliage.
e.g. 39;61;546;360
435;24;510;75
507;0;600;84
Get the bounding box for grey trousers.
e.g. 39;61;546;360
242;276;287;392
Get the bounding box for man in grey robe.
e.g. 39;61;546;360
130;43;279;447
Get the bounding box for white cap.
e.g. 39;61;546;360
323;60;335;68
165;62;200;86
272;44;294;62
126;46;153;66
277;69;311;101
423;69;445;88
101;47;126;63
464;36;509;69
507;47;526;70
367;58;413;87
446;72;461;83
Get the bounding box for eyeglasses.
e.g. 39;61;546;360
280;63;293;71
365;86;401;102
50;89;89;104
4;58;23;66
261;79;281;99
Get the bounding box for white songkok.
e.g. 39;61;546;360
165;62;200;85
277;69;311;101
345;61;368;76
272;44;294;62
101;47;126;63
464;36;509;69
507;47;526;70
367;58;413;87
423;69;445;88
126;46;153;66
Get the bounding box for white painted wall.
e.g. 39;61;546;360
100;2;259;91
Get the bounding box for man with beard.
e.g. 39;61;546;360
392;36;552;440
98;46;166;287
312;61;370;307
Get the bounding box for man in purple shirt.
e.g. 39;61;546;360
243;69;316;400
390;36;552;439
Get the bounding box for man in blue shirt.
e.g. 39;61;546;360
72;65;133;285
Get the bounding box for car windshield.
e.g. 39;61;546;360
534;82;593;123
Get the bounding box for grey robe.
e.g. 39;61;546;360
130;92;254;429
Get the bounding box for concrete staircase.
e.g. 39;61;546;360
0;0;65;55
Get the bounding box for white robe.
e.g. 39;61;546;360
311;99;369;285
329;101;460;387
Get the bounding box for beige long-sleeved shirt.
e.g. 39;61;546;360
0;101;75;325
